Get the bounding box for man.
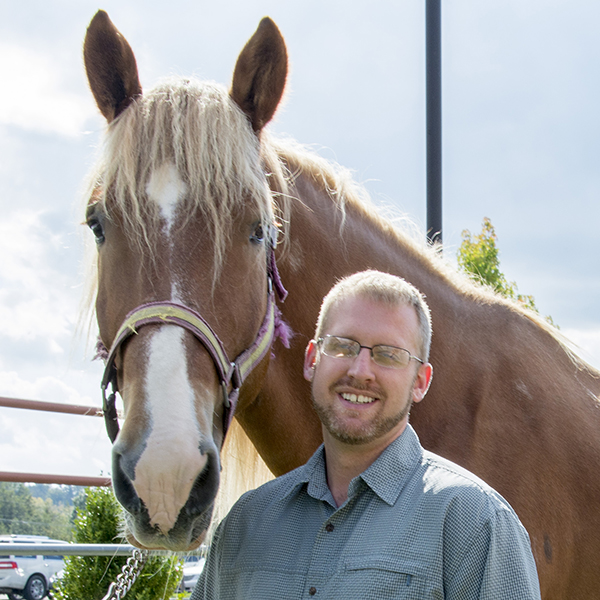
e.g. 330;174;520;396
193;270;541;599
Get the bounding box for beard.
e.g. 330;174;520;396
311;375;416;446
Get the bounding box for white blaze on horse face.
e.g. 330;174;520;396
146;162;187;301
133;326;210;534
146;163;187;232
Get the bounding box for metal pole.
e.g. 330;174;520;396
426;0;442;246
0;543;178;557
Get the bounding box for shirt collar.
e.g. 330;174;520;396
358;424;424;505
283;444;332;503
284;424;424;507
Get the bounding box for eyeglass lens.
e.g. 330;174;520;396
320;335;414;369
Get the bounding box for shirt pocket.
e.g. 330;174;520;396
339;557;428;599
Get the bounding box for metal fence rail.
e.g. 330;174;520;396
0;543;205;557
0;396;113;487
0;471;111;486
1;543;139;557
0;396;103;417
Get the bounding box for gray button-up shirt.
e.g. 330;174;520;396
193;425;541;599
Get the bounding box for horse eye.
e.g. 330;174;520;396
86;203;106;245
88;219;105;244
250;223;265;244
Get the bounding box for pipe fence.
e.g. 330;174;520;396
0;396;112;487
0;543;203;557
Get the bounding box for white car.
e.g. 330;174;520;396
0;535;67;600
180;556;206;593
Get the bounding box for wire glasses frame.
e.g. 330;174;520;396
316;335;424;370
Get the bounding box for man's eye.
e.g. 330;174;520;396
337;342;354;352
329;339;355;355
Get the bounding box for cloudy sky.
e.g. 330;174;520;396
0;0;598;480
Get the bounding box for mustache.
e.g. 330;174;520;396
330;376;386;399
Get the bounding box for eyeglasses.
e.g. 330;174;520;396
316;335;424;369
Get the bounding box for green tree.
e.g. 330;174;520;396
53;487;182;600
30;497;73;541
0;482;36;534
0;483;74;539
28;484;81;507
457;218;539;313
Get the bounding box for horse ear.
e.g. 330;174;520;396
83;10;142;123
230;17;288;132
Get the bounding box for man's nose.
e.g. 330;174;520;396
347;347;375;380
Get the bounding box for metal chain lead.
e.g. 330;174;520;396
100;548;149;600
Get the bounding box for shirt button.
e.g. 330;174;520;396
325;523;334;532
309;587;317;596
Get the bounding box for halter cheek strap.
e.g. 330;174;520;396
100;247;288;444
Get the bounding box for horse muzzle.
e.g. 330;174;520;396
112;441;221;551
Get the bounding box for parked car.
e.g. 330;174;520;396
0;534;68;600
179;555;206;593
48;568;64;591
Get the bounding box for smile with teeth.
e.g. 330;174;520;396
341;392;377;404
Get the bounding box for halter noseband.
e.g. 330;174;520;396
99;245;287;444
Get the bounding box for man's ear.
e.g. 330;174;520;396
303;340;318;382
412;363;433;404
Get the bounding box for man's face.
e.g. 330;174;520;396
303;295;432;449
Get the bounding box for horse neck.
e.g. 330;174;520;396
277;167;600;460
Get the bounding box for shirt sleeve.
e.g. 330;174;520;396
445;506;542;600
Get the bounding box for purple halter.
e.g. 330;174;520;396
98;246;289;444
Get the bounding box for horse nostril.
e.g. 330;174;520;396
112;451;142;515
185;451;220;518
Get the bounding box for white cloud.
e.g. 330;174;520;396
0;42;96;138
0;210;76;342
0;371;97;407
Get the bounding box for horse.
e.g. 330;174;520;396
82;11;600;599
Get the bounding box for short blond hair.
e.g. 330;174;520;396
315;270;432;361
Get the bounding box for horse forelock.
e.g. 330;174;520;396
86;78;276;266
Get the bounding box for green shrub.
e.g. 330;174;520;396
53;487;182;600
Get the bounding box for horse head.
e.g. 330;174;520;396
83;11;287;550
